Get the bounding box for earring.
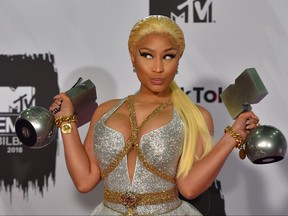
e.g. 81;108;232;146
133;67;136;73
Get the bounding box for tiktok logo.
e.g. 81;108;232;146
181;86;223;103
150;0;215;23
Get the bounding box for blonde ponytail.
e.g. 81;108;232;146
170;81;212;177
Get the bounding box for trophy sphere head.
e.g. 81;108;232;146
245;125;287;164
15;106;57;149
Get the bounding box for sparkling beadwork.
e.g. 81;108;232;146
93;96;189;215
101;95;173;181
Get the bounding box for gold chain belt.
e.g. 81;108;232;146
104;187;178;209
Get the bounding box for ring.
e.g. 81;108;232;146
52;105;61;114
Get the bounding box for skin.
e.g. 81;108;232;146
49;33;259;199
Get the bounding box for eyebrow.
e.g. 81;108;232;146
139;47;178;52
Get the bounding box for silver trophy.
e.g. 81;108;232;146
220;68;287;164
15;78;98;149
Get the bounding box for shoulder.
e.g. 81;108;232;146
91;98;123;123
196;104;211;119
98;99;122;111
196;104;214;134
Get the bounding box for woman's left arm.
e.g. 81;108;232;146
177;106;259;199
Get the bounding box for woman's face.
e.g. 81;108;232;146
131;33;182;96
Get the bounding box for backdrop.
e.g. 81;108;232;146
0;0;287;215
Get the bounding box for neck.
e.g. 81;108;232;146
133;92;171;104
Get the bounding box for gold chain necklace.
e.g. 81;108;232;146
127;95;176;183
100;95;173;180
128;95;172;147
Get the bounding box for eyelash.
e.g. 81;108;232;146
139;51;176;60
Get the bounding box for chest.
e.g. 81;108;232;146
93;108;184;169
103;102;174;142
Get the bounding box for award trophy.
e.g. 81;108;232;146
15;78;98;149
220;68;287;164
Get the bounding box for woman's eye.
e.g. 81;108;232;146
139;51;153;59
164;54;176;60
138;51;176;60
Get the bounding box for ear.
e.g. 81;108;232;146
129;49;136;66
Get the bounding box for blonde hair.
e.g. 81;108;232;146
171;81;212;177
128;15;212;177
128;15;185;55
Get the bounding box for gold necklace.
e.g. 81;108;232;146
127;95;176;183
127;95;172;147
100;95;172;180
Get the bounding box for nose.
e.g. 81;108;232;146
152;58;164;73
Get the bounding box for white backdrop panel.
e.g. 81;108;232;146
0;0;287;215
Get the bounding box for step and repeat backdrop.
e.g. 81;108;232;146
0;0;287;215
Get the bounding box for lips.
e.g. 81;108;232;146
151;78;164;85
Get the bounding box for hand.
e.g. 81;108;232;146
49;92;74;118
231;111;260;140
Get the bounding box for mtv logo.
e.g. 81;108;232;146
150;0;214;23
0;86;35;113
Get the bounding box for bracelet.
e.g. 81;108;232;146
224;126;246;160
224;126;244;148
55;114;77;128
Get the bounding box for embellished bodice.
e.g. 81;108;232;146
93;97;185;215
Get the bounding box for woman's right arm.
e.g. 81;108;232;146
50;93;118;192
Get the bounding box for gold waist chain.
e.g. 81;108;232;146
104;187;178;215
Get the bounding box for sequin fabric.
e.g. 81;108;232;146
93;97;202;215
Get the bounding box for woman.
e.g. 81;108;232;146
50;15;259;215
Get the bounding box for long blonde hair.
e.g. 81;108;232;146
128;15;212;177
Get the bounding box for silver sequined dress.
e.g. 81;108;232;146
92;97;202;215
